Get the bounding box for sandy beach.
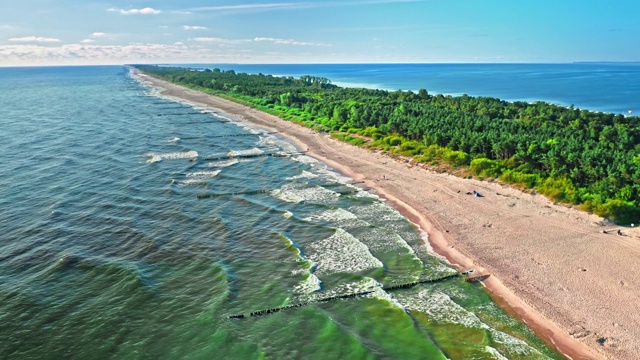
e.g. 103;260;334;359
136;70;640;360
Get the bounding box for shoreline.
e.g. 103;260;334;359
134;69;640;359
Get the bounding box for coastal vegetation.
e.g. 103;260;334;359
135;65;640;224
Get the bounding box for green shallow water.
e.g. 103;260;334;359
0;66;561;359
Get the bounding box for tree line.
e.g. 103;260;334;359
135;65;640;223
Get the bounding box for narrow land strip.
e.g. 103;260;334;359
136;69;640;360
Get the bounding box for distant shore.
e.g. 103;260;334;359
134;68;640;360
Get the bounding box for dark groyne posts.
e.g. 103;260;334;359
203;151;307;162
381;273;460;291
230;290;375;319
228;273;460;319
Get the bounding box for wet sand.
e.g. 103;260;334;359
135;69;640;359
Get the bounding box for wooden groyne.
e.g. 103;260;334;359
203;151;306;162
381;273;460;291
197;181;364;199
197;189;272;199
206;131;279;139
228;273;460;319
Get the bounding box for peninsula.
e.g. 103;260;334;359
133;66;640;359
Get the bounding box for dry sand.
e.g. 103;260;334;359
136;70;640;359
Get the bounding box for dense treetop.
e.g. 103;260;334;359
135;65;640;223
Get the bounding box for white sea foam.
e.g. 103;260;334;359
485;346;509;360
349;201;405;222
397;290;544;357
400;290;486;328
166;137;180;143
304;208;358;223
176;179;208;187
489;330;544;357
271;183;340;204
185;170;221;178
279;233;322;295
228;148;264;157
291;154;320;166
306;228;383;275
207;158;239;168
290;155;355;184
420;232;453;273
357;227;418;254
146;154;162;163
298;277;380;303
286;170;319;181
351;187;380;199
282;210;293;219
145;150;198;163
293;274;322;294
257;135;298;153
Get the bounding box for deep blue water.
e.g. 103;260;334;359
0;65;568;359
175;63;640;114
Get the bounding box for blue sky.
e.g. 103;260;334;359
1;0;639;65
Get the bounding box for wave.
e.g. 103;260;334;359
144;150;198;163
286;170;319;181
208;158;239;168
396;290;545;358
276;233;323;296
185;170;221;178
306;228;383;276
271;183;341;204
228;148;264;157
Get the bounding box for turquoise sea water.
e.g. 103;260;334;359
0;66;560;359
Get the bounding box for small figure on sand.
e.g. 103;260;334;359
466;190;483;197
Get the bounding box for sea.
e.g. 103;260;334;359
5;63;637;359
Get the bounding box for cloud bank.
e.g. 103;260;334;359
9;36;61;43
183;26;208;30
108;7;161;15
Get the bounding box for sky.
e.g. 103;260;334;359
1;0;639;66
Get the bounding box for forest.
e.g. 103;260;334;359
135;65;640;224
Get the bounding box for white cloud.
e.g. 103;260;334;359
192;37;245;44
0;43;257;66
183;25;208;30
190;3;300;12
189;0;423;13
9;36;61;43
81;39;95;43
92;32;107;37
174;42;184;45
108;7;161;15
191;36;329;46
253;37;330;46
